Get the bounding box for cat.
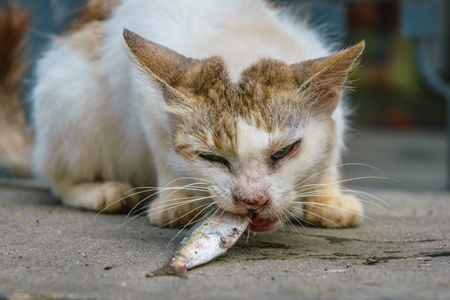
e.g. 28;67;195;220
0;0;364;232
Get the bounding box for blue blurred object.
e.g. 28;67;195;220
10;0;87;104
401;0;450;189
401;0;439;39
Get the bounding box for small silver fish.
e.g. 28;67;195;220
147;209;250;278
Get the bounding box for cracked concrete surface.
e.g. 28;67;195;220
0;186;449;299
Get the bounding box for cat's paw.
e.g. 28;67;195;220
93;182;140;213
303;194;363;228
60;181;140;213
148;191;205;228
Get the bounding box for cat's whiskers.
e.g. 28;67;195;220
95;180;211;217
165;203;219;248
294;184;402;222
121;195;216;228
160;176;214;188
155;201;215;231
289;162;402;223
295;175;397;193
146;195;216;217
96;177;215;233
295;189;373;206
142;198;216;230
283;205;324;228
280;208;306;240
245;228;251;244
293;198;373;221
118;186;209;225
293;188;374;224
281;207;305;230
133;189;214;220
339;186;391;207
129;177;212;198
290;205;344;228
293;163;397;209
277;214;286;233
137;201;217;242
137;202;214;238
107;162;398;241
125;185;209;219
295;162;393;188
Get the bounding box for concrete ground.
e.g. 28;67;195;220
0;184;449;300
342;129;447;190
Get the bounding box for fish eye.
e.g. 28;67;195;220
271;140;301;161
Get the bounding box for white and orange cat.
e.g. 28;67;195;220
0;0;363;232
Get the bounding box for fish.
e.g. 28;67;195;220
147;209;251;278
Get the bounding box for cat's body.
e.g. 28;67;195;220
0;0;363;231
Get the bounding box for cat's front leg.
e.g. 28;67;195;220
54;181;141;213
149;162;208;227
301;170;363;228
149;189;207;228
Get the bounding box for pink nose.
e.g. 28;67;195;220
233;186;270;210
233;195;269;210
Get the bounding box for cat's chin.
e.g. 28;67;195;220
249;214;281;232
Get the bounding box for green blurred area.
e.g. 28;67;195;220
349;31;445;129
345;1;447;130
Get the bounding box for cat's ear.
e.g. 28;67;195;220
292;41;365;116
123;28;195;104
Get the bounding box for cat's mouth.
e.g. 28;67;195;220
249;214;281;232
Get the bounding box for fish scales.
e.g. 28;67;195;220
148;210;250;278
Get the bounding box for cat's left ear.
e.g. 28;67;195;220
123;28;197;106
292;41;365;116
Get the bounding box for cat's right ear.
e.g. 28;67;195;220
123;28;196;105
292;41;365;116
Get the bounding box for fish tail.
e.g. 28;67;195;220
146;263;188;279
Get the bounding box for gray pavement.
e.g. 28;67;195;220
1;185;449;300
343;129;447;190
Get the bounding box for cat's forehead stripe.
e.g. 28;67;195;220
236;118;270;160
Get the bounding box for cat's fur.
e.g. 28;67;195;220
0;0;364;231
0;2;32;177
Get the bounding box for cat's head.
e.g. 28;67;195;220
124;29;364;232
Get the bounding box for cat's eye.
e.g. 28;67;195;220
200;154;229;165
271;141;301;161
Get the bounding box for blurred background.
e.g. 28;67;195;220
303;0;449;191
1;0;449;191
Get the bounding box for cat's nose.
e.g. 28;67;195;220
232;186;270;210
233;195;269;210
242;200;268;210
